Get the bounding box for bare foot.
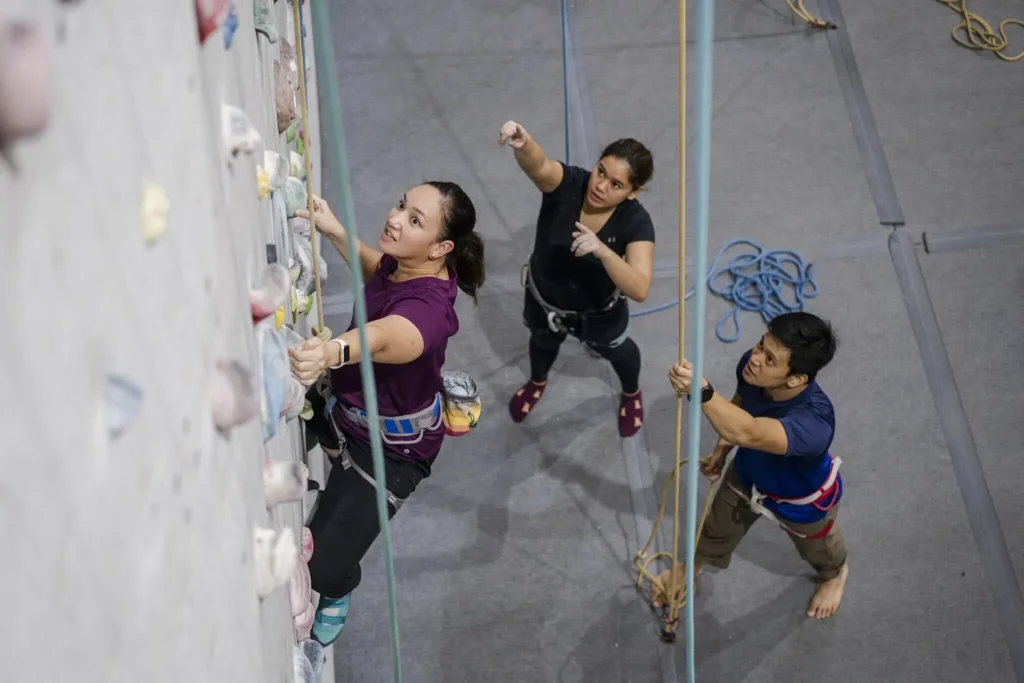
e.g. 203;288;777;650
806;561;848;619
651;563;702;608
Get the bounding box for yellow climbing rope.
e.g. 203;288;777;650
936;0;1023;61
785;0;834;29
290;0;332;341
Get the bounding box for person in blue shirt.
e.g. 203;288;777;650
652;312;848;619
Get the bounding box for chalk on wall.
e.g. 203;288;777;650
0;20;52;145
104;374;144;440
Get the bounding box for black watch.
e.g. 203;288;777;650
686;380;714;404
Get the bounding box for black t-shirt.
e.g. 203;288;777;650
529;162;656;311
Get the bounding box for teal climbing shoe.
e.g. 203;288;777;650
312;594;351;646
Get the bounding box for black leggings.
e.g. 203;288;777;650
304;389;431;599
523;290;642;394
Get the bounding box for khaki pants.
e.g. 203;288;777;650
696;464;847;580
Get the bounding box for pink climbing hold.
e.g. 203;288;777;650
0;20;52;143
250;263;290;324
294;601;315;642
210;358;260;432
195;0;231;43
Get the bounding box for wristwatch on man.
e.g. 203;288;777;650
686;379;715;404
328;338;350;369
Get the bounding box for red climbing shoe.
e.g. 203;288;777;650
618;390;644;438
508;380;547;423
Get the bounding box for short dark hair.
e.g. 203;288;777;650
767;312;838;382
599;138;654;189
424;180;486;302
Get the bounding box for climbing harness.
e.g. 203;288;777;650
326;393;444;446
325;410;408;513
440;370;482;436
521;262;625;340
725;453;842;539
935;0;1023;62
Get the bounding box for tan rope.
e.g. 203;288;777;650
290;0;331;342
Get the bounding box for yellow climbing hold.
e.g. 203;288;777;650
140;182;170;244
257;166;270;199
275;305;285;329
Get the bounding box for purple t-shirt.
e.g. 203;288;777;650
331;254;459;461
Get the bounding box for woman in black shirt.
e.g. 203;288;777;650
499;120;655;437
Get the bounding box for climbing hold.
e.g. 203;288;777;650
256;166;270;199
250;263;290;324
222;2;239;48
263;460;309;508
222;104;261;158
282;376;306;418
295;132;305;157
288;530;312;616
195;0;231;43
292;233;327;296
275;60;296;133
285;121;299;144
255;318;290;441
140;182;171;245
253;526;298;598
210;358;259;432
275;306;286;329
295;600;315;643
284;176;307;217
300;640;325;680
291;290;313;317
264;150;290;190
253;0;278;42
288;149;304;178
0;20;52;144
293;643;316;683
441;371;482;436
104;374;143;440
289;216;310;236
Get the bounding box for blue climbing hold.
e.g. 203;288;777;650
630;239;818;343
223;2;239;49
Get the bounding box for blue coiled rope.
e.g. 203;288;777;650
630;239;818;343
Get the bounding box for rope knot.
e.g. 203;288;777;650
312;325;333;342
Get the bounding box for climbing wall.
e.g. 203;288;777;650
0;1;334;682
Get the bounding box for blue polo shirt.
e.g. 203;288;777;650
731;350;840;524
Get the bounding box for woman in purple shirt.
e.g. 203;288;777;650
288;181;485;646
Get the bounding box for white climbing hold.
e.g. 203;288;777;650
255;319;290;441
264;150;290;189
0;20;52;143
249;263;290;324
104;374;143;440
222;103;261;158
293;644;316;683
253;526;297;599
289;216;310;236
263;460;308;508
140;183;170;244
289;150;304;178
300;640;325;680
210;358;259;432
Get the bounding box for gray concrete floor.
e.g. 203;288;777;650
315;0;1024;680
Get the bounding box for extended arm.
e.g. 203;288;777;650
598;239;654;302
500;121;564;193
